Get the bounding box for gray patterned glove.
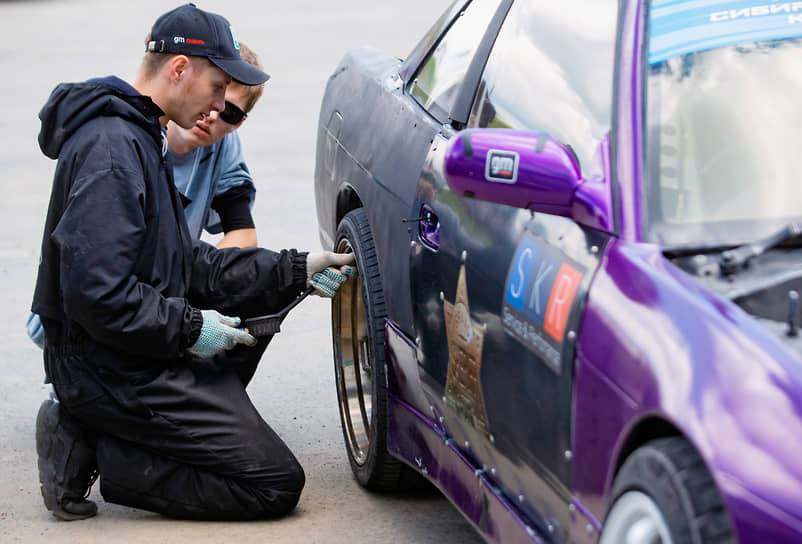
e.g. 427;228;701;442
311;265;358;297
187;310;257;358
306;252;357;297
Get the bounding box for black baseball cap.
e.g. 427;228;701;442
147;3;269;86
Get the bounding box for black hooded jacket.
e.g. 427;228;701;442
33;77;307;364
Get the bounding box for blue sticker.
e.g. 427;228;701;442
521;251;561;327
649;0;802;64
502;235;587;374
505;237;542;312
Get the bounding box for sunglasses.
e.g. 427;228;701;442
219;101;247;125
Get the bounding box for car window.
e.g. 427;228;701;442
644;38;802;249
467;0;618;173
409;0;503;123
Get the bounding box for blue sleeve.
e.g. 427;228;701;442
205;132;256;235
26;312;45;349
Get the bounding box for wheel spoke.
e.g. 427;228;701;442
333;247;374;466
351;283;371;443
335;287;363;460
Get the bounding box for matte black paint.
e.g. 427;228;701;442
314;47;445;335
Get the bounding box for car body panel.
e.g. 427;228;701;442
408;128;612;538
385;319;551;543
313;0;802;541
315;46;445;334
613;0;644;242
573;239;802;540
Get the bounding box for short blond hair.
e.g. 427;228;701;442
235;42;265;113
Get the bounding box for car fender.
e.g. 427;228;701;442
314;46;446;333
572;239;802;535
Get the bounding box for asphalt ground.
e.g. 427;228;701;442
0;1;484;542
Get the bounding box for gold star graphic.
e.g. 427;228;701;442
443;264;490;435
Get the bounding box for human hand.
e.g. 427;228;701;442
309;264;358;297
187;310;257;358
305;251;355;282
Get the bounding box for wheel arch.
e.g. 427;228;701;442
336;184;364;230
612;416;683;478
601;425;738;543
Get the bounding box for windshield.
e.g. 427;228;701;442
644;37;802;250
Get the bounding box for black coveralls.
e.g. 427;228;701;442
33;77;307;520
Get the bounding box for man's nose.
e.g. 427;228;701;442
211;95;225;114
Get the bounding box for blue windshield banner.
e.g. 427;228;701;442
649;1;802;64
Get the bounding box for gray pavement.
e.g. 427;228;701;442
0;1;484;542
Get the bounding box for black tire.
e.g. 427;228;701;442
601;436;736;544
333;208;417;491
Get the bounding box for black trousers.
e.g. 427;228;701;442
44;331;304;521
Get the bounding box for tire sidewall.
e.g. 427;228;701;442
333;209;390;486
605;442;698;543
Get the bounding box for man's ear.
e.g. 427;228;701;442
167;55;191;82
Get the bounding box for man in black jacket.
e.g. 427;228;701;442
33;3;353;521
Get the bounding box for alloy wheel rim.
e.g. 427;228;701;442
334;239;373;465
600;491;673;544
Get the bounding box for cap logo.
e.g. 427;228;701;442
229;25;240;50
172;36;204;46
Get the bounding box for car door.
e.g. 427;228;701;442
408;0;619;536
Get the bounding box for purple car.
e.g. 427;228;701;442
313;1;802;542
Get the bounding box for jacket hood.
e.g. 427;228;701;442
38;77;165;159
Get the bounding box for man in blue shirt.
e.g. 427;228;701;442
167;42;263;249
166;42;289;387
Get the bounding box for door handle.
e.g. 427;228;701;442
417;205;439;250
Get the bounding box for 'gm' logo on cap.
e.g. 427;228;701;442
485;149;519;183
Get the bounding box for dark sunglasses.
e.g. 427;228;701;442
219;101;247;125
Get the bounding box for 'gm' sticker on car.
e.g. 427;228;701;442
649;0;802;64
502;234;585;374
486;149;519;183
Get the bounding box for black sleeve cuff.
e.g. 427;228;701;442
211;184;255;233
291;250;309;287
182;306;204;348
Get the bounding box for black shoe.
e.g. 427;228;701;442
36;399;99;521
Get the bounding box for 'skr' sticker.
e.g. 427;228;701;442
502;234;585;374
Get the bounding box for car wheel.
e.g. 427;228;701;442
600;436;736;544
333;208;414;491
